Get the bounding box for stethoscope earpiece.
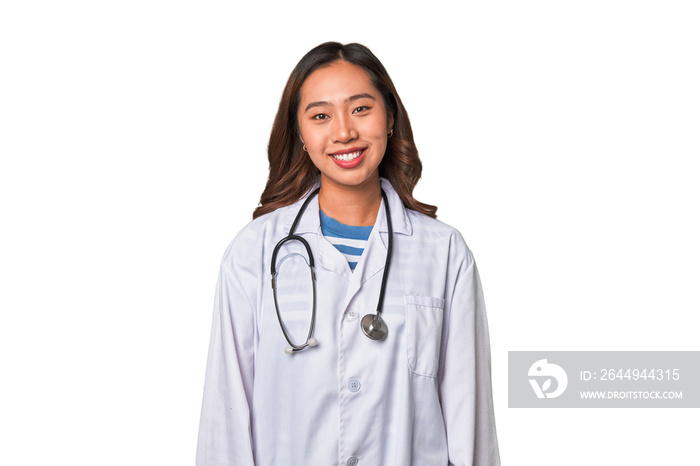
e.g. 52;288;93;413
284;337;318;355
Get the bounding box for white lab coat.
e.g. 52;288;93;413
197;178;500;466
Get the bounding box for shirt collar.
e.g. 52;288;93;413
283;177;413;236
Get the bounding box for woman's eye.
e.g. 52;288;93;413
312;113;329;120
352;106;369;114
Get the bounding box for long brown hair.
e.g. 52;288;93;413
253;42;437;219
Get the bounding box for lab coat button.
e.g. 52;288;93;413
346;310;359;321
346;456;358;466
347;378;361;392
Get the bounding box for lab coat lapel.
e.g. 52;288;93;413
316;227;352;279
287;179;413;304
286;190;351;279
346;179;413;301
345;195;389;303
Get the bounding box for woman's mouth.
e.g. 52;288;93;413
328;148;367;168
331;149;363;161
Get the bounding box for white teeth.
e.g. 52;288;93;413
332;150;362;161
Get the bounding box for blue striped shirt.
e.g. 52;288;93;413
319;210;373;271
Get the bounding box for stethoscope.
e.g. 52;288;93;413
271;187;393;354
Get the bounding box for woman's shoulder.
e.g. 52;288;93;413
220;203;298;269
237;205;291;241
406;208;467;241
404;209;475;262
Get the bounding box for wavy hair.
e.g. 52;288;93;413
253;42;437;219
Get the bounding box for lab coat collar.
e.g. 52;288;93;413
284;177;413;237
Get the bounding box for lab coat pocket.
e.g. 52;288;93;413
405;295;445;378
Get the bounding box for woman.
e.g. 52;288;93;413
197;42;500;466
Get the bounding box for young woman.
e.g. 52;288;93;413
197;42;500;466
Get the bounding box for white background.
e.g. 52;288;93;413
1;1;698;464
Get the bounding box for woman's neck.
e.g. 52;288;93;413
318;176;382;227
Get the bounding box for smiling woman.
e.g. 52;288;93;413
297;60;392;224
196;42;500;466
254;42;436;223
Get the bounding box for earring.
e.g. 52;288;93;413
303;144;308;152
387;128;393;138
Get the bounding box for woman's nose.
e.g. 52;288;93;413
331;114;357;144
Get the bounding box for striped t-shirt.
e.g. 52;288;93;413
319;210;373;271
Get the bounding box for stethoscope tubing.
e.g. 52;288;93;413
271;246;316;351
270;188;320;352
270;186;392;353
375;189;392;315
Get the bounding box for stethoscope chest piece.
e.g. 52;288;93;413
361;314;388;341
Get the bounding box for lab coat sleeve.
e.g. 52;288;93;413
439;237;500;466
196;260;256;466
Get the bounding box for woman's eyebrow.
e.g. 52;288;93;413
304;93;376;112
347;93;376;103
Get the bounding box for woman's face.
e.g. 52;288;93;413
297;60;393;191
